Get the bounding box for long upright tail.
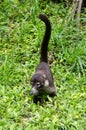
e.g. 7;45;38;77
39;14;51;63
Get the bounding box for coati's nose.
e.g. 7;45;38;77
30;91;33;95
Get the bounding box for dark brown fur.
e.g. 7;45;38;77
30;14;56;104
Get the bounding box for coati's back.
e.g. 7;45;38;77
30;14;56;103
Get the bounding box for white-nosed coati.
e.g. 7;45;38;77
30;14;56;104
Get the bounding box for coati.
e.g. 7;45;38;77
30;14;56;104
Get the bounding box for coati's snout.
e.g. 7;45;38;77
30;87;39;96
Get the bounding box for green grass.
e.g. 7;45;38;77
0;1;86;130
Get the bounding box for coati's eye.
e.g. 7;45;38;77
36;82;41;88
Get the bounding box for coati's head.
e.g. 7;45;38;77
30;73;49;96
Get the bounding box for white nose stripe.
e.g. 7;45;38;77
31;88;38;95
